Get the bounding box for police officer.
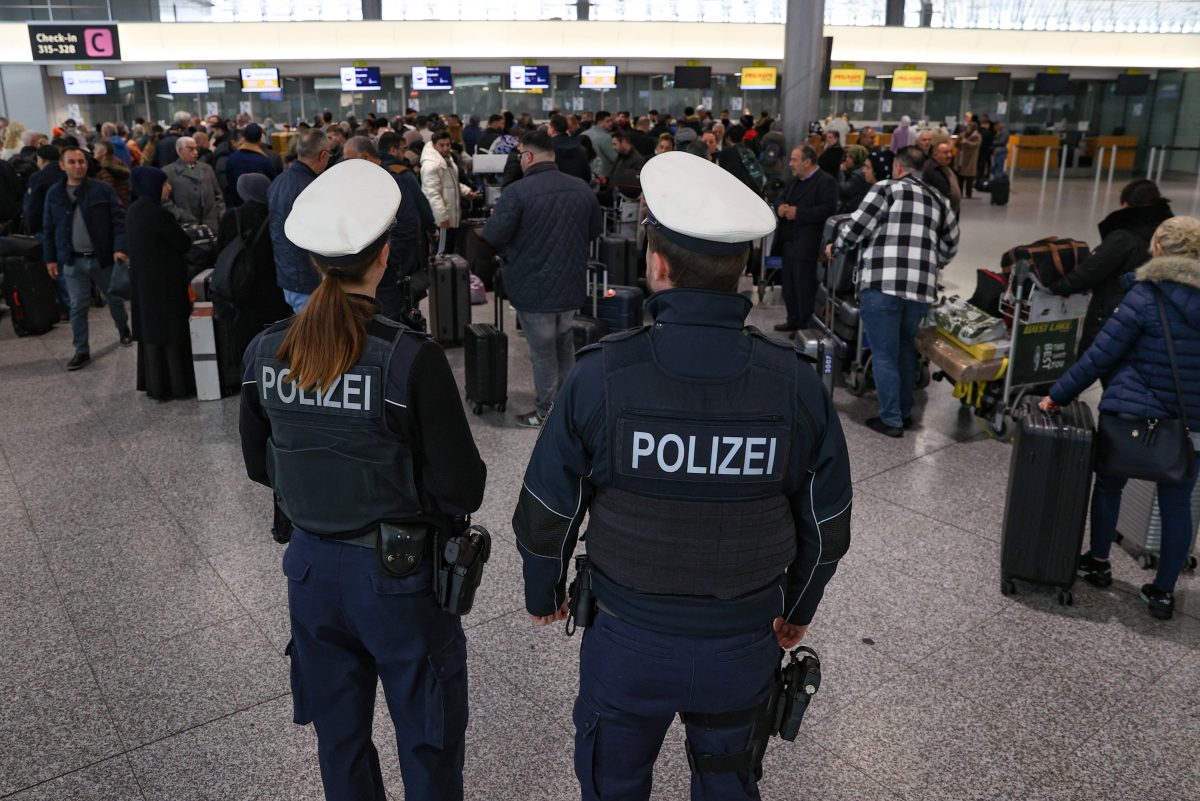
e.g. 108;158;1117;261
513;151;852;801
239;159;486;801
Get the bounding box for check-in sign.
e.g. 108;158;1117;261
29;24;121;62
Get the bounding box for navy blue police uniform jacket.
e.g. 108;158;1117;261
239;298;486;525
513;288;853;636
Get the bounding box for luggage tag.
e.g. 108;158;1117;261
378;521;429;577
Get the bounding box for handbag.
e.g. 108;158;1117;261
107;258;132;301
1096;288;1196;483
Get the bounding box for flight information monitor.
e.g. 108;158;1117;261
510;65;550;90
166;68;209;94
240;67;281;92
412;66;453;90
340;66;382;91
580;65;617;90
63;70;106;95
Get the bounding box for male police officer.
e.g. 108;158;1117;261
240;159;486;801
513;151;853;801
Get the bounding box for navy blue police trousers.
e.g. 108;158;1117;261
283;529;468;801
575;611;780;801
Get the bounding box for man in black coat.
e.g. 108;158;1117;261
1050;179;1173;353
774;145;838;333
548;114;590;184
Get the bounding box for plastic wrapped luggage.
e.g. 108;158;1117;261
1000;397;1095;604
0;236;58;337
1115;478;1200;571
464;277;507;415
428;253;470;347
795;328;838;397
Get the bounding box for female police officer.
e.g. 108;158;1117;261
239;158;486;801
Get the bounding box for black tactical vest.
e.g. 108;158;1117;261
586;327;801;599
253;317;423;537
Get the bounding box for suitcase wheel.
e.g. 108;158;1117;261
1057;589;1073;607
1113;532;1123;544
1001;578;1017;597
473;404;484;416
1186;556;1198;572
1140;553;1157;570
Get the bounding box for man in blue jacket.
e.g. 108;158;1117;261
268;129;330;313
42;145;130;371
483;130;603;427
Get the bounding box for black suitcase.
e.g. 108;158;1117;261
0;235;58;336
580;263;643;332
600;236;637;287
989;174;1010;206
572;315;606;352
464;277;508;415
795;328;838;397
457;220;499;290
428;252;470;347
1000;397;1094;604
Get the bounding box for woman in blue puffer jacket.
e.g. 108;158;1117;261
1041;216;1200;620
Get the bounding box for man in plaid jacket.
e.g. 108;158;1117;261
827;146;959;437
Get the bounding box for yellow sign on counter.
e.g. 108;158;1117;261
740;66;778;90
891;69;928;93
829;68;866;91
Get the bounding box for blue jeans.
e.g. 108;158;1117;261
284;289;310;314
575;612;779;801
1089;458;1200;593
63;255;128;356
859;288;928;428
518;309;575;416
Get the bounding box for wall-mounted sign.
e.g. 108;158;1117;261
891;70;928;93
29;24;121;62
829;68;866;92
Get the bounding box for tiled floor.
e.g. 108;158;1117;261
1;175;1197;801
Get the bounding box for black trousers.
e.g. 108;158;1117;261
781;241;817;329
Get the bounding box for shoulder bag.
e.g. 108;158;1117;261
1095;287;1195;483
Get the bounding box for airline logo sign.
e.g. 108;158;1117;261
29;24;121;62
740;67;778;90
891;69;929;93
829;68;866;92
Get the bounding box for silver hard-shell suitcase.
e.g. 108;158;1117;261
1115;478;1200;571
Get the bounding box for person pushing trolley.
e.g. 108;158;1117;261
239;158;487;801
513;151;853;801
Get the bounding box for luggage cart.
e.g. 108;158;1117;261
925;260;1089;438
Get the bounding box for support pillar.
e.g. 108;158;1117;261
781;0;825;152
0;65;53;133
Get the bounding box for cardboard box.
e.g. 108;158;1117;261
917;327;1007;384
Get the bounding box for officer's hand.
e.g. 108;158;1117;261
113;251;128;263
46;262;59;279
823;244;834;261
529;601;569;627
1039;396;1058;412
774;617;808;649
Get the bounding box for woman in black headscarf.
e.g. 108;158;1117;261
215;172;291;360
127;166;195;400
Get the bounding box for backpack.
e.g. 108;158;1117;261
210;211;268;311
759;137;785;177
737;146;766;195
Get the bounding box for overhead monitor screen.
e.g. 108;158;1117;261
412;66;453;90
1115;73;1150;95
240;67;281;92
1034;72;1070;94
673;66;712;89
62;69;106;95
166;68;210;94
974;72;1011;94
828;68;866;92
510;65;550;90
740;66;777;90
891;69;928;93
340;66;382;91
580;65;617;90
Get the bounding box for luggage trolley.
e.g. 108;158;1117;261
924;260;1090;438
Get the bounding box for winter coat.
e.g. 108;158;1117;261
818;144;844;178
838;167;872;214
1050;255;1200;428
42;176;127;267
152;134;181;168
1050;201;1174;352
609;149;646;198
0;159;21;225
553;134;592;184
380;155;435;278
126;194;192;347
216;201;291;356
954;130;982;178
775;169;838;260
921;161;961;216
482;161;603;314
163;159;225;230
420;146;472;229
225;145;277;206
582;125;618;177
22;163;62;236
266;160;320;294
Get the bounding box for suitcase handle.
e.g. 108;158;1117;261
586;262;609;318
493;260;504;332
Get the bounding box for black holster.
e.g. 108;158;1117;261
565;554;596;636
271;498;293;544
435;519;491;616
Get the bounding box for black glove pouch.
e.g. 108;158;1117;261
377;521;429;578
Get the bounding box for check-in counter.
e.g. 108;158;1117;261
1008;135;1061;169
1083;135;1138;169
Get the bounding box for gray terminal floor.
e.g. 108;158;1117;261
1;174;1198;801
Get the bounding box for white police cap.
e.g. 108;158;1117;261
640;150;776;256
284;158;400;266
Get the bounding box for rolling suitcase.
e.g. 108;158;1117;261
1000;397;1094;605
989;174;1010;206
572;315;606;352
600;235;637;288
795;328;839;397
0;235;58;337
580;262;643;332
428;232;470;347
1115;478;1200;571
464;281;508;416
